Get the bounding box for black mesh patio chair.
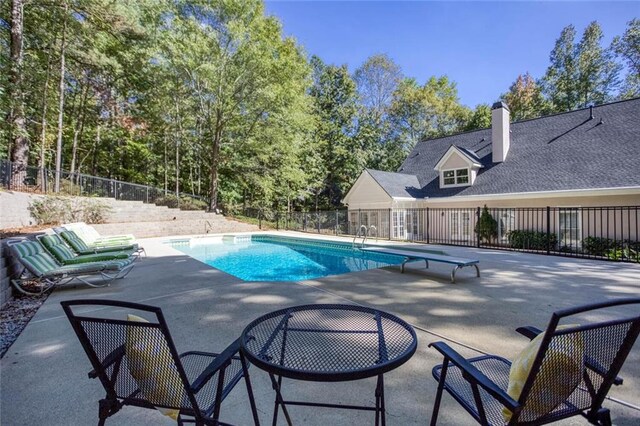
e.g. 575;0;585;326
61;299;260;426
429;298;640;426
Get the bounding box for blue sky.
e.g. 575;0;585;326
264;1;639;108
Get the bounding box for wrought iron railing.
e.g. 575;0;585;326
0;159;207;207
241;206;640;263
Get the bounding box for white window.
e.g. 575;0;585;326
392;211;405;239
349;211;358;234
442;168;470;187
558;208;582;250
450;211;472;241
405;211;419;239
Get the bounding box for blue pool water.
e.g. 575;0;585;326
170;235;404;281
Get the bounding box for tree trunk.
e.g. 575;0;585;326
91;124;100;175
174;100;182;198
9;0;28;188
54;2;68;193
163;134;168;194
38;47;54;189
70;82;89;177
208;119;223;212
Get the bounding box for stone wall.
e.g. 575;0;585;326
0;191;44;229
1;240;18;307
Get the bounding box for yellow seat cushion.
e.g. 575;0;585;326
125;314;184;420
503;325;584;422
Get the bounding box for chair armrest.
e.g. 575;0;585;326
515;326;543;340
189;338;242;393
89;345;125;379
429;341;521;413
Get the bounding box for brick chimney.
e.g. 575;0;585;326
491;101;510;163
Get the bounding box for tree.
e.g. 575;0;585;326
541;22;620;111
309;57;360;208
464;104;491;131
8;0;28;185
388;76;469;152
354;53;402;120
159;0;311;211
501;73;548;121
541;25;579;111
53;1;68;192
353;54;403;172
575;22;620;106
612;18;640;97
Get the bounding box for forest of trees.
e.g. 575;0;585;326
1;1;638;212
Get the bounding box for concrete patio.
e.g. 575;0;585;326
1;231;639;425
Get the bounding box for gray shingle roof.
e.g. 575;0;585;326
366;169;423;198
374;98;640;199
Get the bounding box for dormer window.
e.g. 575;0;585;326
434;145;482;189
442;168;469;187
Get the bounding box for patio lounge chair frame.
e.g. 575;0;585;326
61;299;260;426
429;298;640;426
8;240;134;295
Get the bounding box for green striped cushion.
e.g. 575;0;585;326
10;241;61;277
62;230;138;252
63;252;131;265
40;235;77;263
42;262;108;277
60;230;92;253
101;258;134;270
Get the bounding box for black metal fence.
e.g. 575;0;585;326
242;206;640;263
0;159;207;206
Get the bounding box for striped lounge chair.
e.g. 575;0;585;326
8;240;135;295
38;234;137;265
59;230;144;257
63;222;136;247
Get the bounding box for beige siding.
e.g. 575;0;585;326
423;194;640;208
441;153;469;170
343;172;393;209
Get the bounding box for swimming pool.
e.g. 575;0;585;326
169;235;404;281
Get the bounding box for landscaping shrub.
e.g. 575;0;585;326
29;197;72;225
475;205;498;243
508;230;558;251
29;196;112;225
583;236;640;262
81;199;111;223
583;236;617;256
178;197;208;211
154;194;180;208
155;194;208;211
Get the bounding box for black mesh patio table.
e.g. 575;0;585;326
240;304;417;426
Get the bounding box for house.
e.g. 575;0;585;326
342;98;640;249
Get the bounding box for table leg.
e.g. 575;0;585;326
240;352;261;426
375;374;386;426
269;373;293;426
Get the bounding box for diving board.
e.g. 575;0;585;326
361;247;480;283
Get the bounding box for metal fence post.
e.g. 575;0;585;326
317;211;320;233
146;187;149;204
476;206;481;248
388;208;392;240
7;161;12;190
259;210;262;230
546;206;551;255
335;209;339;235
426;207;430;244
276;212;279;231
